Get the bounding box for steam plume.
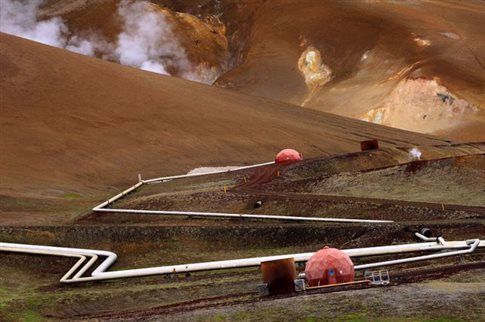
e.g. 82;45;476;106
116;1;174;75
0;0;67;47
0;0;217;84
409;147;422;160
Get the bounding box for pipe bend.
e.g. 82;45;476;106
355;238;480;271
415;232;437;242
2;238;483;283
468;239;480;250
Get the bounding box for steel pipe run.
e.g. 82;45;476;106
92;162;275;210
415;232;447;245
142;161;276;185
92;160;393;224
1;238;482;283
354;239;480;270
93;208;393;224
415;232;439;242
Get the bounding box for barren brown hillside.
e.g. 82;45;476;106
215;0;485;140
0;32;447;200
1;3;485;321
39;0;230;84
34;0;485;140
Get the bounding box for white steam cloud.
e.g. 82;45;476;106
0;0;67;47
409;147;422;160
66;33;114;58
0;0;217;84
116;1;173;75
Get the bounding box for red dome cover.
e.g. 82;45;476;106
304;247;354;286
275;149;302;163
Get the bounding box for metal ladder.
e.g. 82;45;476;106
364;270;390;285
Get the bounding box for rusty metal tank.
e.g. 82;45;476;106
304;246;354;287
261;257;297;295
360;139;379;151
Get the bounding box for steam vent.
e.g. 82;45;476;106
275;149;303;163
305;247;355;287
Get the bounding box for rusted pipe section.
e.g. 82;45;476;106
261;258;297;295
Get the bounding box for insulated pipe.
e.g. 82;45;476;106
355;239;480;270
92;162;272;210
437;236;446;246
142;161;276;185
415;232;447;245
73;254;98;279
94;208;394;224
92;160;393;224
1;239;483;283
92;161;276;210
93;181;144;209
0;242;117;275
415;232;438;242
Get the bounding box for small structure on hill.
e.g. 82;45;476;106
360;139;379;151
304;246;355;287
275;149;303;163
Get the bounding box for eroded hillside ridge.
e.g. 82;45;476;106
214;0;485;141
361;78;478;134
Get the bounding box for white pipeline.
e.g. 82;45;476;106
1;238;482;283
142;161;276;184
94;208;393;224
354;239;480;270
92;160;392;224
